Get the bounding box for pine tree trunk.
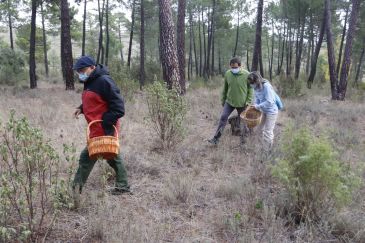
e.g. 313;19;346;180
127;0;136;68
82;0;87;56
61;0;74;90
337;0;361;100
158;0;181;91
246;49;250;71
198;11;202;77
269;20;274;80
251;0;263;72
7;0;14;50
188;10;193;80
41;2;49;77
278;23;286;75
202;8;207;79
307;11;325;88
325;0;339;99
305;12;313;74
97;0;105;64
139;0;145;90
336;3;349;77
29;0;37;89
177;0;186;93
118;23;124;65
354;41;365;87
105;0;110;66
295;15;305;79
233;13;239;57
218;47;222;74
192;13;198;76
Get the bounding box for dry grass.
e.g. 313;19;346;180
0;81;364;242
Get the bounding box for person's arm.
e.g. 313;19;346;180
256;84;275;110
100;77;125;135
246;83;254;106
221;75;228;106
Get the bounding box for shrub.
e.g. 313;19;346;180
145;81;187;148
107;60;139;101
0;47;27;85
271;127;362;223
0;112;72;241
276;73;302;98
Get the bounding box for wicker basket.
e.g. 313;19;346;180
87;120;119;160
240;106;262;128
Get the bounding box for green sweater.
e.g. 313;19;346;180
221;69;253;108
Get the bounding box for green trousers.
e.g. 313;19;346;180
73;147;129;191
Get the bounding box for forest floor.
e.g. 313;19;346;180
0;81;365;242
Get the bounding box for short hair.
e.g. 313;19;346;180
230;57;241;66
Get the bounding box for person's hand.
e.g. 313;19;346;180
74;108;82;119
254;104;260;110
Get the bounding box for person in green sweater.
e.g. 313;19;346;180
208;57;253;145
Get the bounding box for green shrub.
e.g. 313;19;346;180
0;47;27;85
276;73;302;97
272;127;362;222
0;112;73;241
107;60;139;101
145;81;187;148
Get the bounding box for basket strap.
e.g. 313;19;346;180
87;120;119;141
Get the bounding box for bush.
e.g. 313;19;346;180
0;112;73;241
276;73;302;98
145;81;187;148
107;59;139;102
0;47;27;85
271;127;362;223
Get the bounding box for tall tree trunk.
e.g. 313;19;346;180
177;0;186;93
192;13;198;77
188;9;193;80
118;23;124;65
41;2;49;77
306;12;313;74
139;0;145;90
158;0;181;91
61;0;75;90
97;0;105;64
218;47;222;74
336;3;349;77
202;8;207;79
7;0;14;50
233;12;239;57
325;0;339;99
207;2;215;77
307;11;325;88
278;23;286;75
82;0;87;56
105;0;110;66
211;29;215;75
29;0;37;89
198;10;202;77
354;40;365;87
286;22;291;76
337;0;361;100
246;49;250;71
251;0;263;72
127;0;136;68
294;14;305;79
269;20;274;80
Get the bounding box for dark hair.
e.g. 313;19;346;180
230;57;241;66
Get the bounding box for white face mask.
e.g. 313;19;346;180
250;83;257;89
231;68;240;74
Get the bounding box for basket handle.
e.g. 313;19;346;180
86;120;118;140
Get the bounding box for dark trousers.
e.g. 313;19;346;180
73;147;129;191
214;102;248;142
